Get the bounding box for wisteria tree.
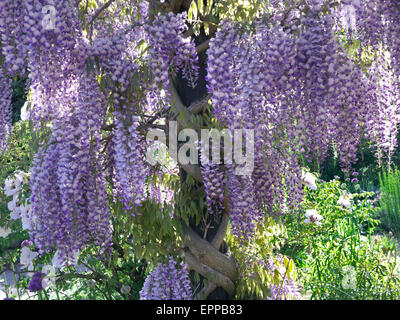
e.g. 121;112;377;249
1;0;400;300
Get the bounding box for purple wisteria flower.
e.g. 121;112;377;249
140;257;192;300
28;272;45;292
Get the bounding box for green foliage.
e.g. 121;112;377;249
0;120;148;300
226;217;297;299
11;77;27;124
379;167;400;235
0;121;34;250
283;179;400;299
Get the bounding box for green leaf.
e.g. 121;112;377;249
198;0;204;15
188;1;198;21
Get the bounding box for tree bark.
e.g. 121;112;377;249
170;5;238;298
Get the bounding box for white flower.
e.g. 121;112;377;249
8;195;22;220
301;171;317;190
20;101;31;121
41;265;56;289
338;195;351;209
19;204;32;230
52;249;80;270
4;171;28;197
14;170;29;183
4;178;20;197
20;247;38;270
304;209;323;225
0;226;12;238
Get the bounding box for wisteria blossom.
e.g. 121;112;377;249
140;257;192;300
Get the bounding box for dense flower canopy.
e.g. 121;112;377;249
0;0;400;299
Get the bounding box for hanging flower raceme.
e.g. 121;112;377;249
0;0;26;76
23;0;85;122
140;257;192;300
0;68;12;152
366;56;400;164
207;21;304;239
4;171;32;229
199;142;225;215
146;12;199;95
28;73;112;264
28;272;44;292
113;111;148;212
295;12;339;164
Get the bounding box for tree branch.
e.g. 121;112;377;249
182;222;238;281
184;250;235;297
211;213;229;250
88;0;116;27
188;94;211;114
170;0;184;13
196;39;210;54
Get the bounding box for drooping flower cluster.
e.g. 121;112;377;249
207;21;305;240
0;1;202;265
113;111;148;211
199;142;225;215
148;171;175;211
0;0;27;76
28;272;44;292
140;257;192;300
28;73;113;263
366;56;400;165
201;163;225;215
147;12;199;92
206;5;387;240
0;68;12;152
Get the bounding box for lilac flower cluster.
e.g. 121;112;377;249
201;163;225;215
28;73;112;263
206;6;392;239
28;272;44;292
207;22;304;240
140;257;192;300
147;12;199;92
113;111;148;212
0;68;12;152
199;143;225;215
0;1;197;263
295;13;338;163
0;0;26;76
366;57;400;164
148;172;175;210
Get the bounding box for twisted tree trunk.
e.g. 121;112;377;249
169;12;238;298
